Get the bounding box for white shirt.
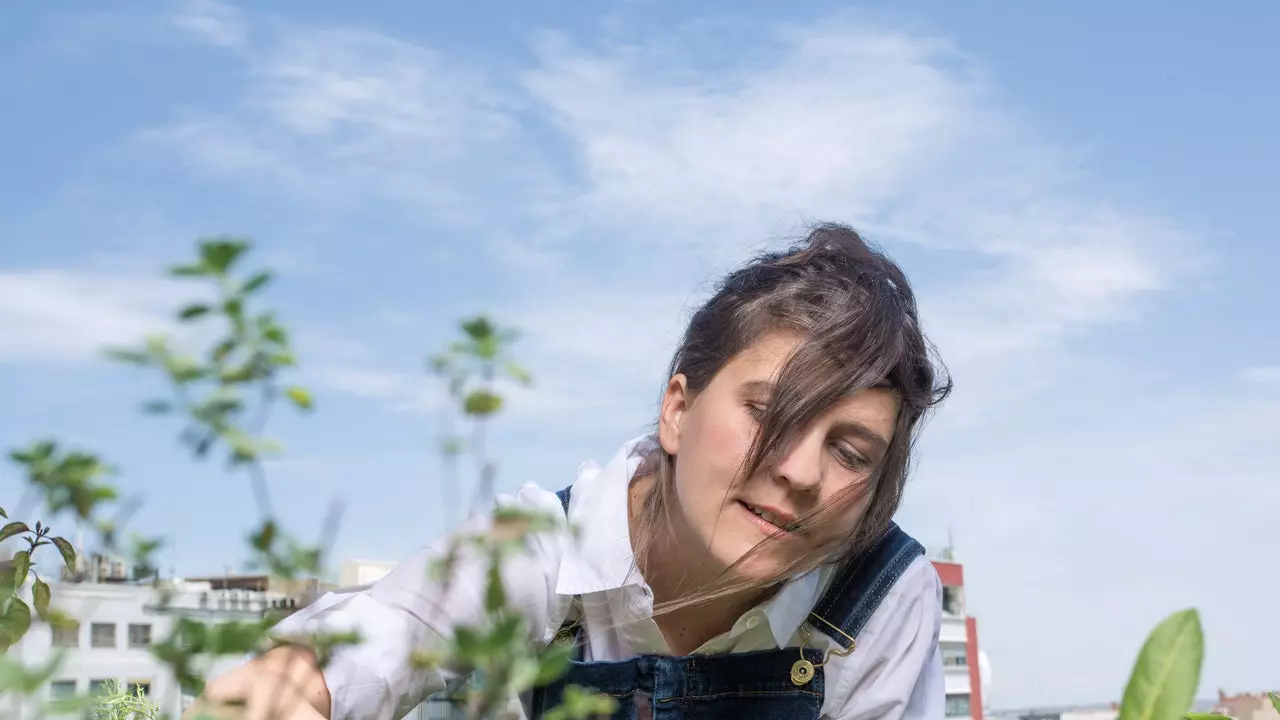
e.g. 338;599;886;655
271;436;944;720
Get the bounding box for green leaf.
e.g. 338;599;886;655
1270;693;1280;714
0;507;8;519
486;613;523;656
453;626;484;662
263;325;287;344
1118;608;1203;720
485;562;507;613
284;386;314;411
0;597;32;646
504;360;533;386
212;338;238;363
11;551;30;588
168;263;211;277
241;271;272;295
463;390;503;417
248;520;277;553
141;400;173;414
508;657;541;693
1184;714;1232;720
178;304;212;321
208;620;270;655
219;364;257;383
461;316;497;342
32;578;50;619
268;350;297;367
0;522;31;543
199;238;249;274
535;642;574;685
104;348;151;365
51;537;77;574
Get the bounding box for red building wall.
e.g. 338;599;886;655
932;561;981;720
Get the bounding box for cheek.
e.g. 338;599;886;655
690;406;755;485
803;483;874;545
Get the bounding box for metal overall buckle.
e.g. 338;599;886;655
791;613;856;687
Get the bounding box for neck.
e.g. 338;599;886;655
628;475;776;654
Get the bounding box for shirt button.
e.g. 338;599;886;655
745;616;761;630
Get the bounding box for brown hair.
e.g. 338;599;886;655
634;222;951;613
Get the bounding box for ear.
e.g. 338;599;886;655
658;374;689;456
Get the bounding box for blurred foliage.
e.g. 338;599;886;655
2;237;605;719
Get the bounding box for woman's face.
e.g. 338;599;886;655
658;331;900;583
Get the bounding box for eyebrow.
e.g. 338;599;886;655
741;380;892;452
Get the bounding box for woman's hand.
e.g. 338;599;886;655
184;645;333;720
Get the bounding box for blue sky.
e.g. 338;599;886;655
2;0;1277;709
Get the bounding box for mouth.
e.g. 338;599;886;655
736;500;801;536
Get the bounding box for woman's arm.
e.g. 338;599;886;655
192;484;568;720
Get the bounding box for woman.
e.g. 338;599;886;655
195;223;952;719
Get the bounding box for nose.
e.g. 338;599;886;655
769;429;824;493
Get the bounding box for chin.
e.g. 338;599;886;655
714;538;793;583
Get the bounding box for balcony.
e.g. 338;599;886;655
940;614;968;644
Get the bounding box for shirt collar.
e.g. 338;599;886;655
755;566;822;648
554;433;826;649
555;434;655;595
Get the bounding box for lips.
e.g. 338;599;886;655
738;500;799;534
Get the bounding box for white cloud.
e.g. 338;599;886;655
172;0;247;48
0;270;178;363
1240;365;1280;387
308;365;439;414
140;26;550;224
495;23;1216;475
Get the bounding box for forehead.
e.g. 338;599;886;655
713;331;901;426
720;332;804;378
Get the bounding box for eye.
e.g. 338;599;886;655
745;402;767;422
829;441;870;471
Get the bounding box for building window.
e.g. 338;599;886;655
89;679;111;697
945;694;971;717
941;644;968;668
90;622;116;648
127;681;151;696
128;623;152;648
49;680;76;700
942;586;965;616
51;621;80;648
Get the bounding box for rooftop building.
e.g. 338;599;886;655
1214;690;1280;720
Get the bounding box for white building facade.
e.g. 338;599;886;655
8;579;297;720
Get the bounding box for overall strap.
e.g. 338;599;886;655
551;485;584;652
807;523;924;650
555;485;572;516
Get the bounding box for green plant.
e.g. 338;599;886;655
423;317;615;719
103;238;349;696
430;315;533;509
0;501;79;654
1118;608;1276;720
91;679;162;720
1118;609;1204;720
2;237;601;720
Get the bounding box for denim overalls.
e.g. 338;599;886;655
528;486;925;720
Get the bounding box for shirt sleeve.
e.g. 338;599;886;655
266;484;568;720
827;555;945;720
